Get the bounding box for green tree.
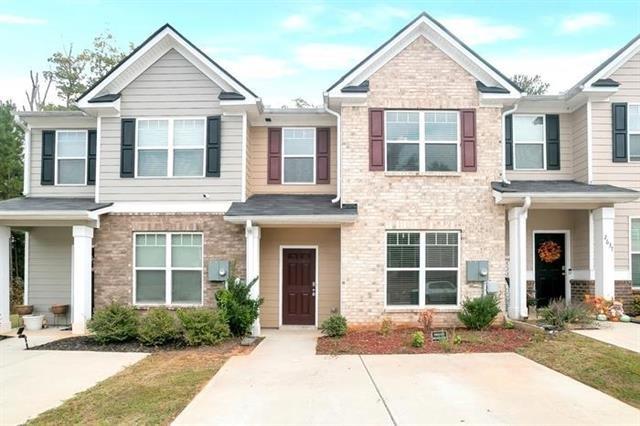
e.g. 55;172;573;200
511;74;550;95
0;101;23;200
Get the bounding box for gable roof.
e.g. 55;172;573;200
326;12;522;96
77;23;258;106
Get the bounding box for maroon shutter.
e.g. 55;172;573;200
369;108;385;171
316;128;330;184
267;128;282;184
460;109;477;172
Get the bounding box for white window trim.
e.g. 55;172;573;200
55;129;88;186
133;232;204;306
512;114;547;171
630;216;640;288
384;230;461;309
281;127;316;185
628;103;640;161
134;117;207;178
384;110;460;173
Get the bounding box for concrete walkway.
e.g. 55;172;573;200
174;329;640;426
573;321;640;353
0;329;147;425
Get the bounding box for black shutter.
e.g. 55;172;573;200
505;114;513;170
87;130;97;185
612;103;628;162
120;119;135;177
41;130;56;185
545;114;560;170
206;115;221;177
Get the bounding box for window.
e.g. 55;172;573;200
134;233;203;305
282;128;315;183
632;218;640;288
629;104;640;161
513;115;545;170
136;118;205;177
386;231;459;306
385;111;459;172
56;130;87;185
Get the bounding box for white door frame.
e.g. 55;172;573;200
278;245;319;327
532;230;571;304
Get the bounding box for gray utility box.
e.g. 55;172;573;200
208;260;230;282
466;260;489;282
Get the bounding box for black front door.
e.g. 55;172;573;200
534;233;566;307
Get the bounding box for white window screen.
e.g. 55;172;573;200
137;120;169;176
173;119;205;176
386;232;420;305
282;128;315;183
513;115;545;170
56;131;87;184
630;105;640;161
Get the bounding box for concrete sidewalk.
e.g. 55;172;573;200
174;329;640;425
573;321;640;353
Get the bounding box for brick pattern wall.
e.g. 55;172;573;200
93;213;245;310
570;280;595;304
340;36;506;326
615;280;635;313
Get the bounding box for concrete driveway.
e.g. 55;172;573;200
573;321;640;353
174;329;640;426
0;329;146;425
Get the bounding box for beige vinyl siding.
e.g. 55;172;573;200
98;49;242;202
571;105;589;183
29;128;96;197
507;113;574;180
259;228;340;328
27;227;72;323
247;127;338;196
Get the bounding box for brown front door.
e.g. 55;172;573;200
282;248;316;325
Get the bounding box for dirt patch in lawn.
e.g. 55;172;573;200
31;336;187;352
317;327;532;355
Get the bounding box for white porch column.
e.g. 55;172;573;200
508;207;528;319
0;226;11;332
72;225;93;334
593;207;615;298
245;221;261;336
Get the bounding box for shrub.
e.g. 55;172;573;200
137;308;181;346
88;302;139;344
379;317;393;336
176;308;230;346
319;314;348;338
418;309;434;333
457;294;500;330
633;296;640;316
539;299;592;329
215;275;263;337
411;331;425;348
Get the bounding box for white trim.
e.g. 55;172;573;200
630;216;640;288
586;100;593;183
589;210;594;273
223;214;356;225
23;126;31;196
615;269;632;281
278;245;319;327
55;130;88;186
132;232;204;307
532;230;571;304
23;231;29;305
241;111;247;202
95;117;102;202
281;127;316;185
512;114;546;171
583;37;640;89
106;201;231;213
492;190;640;205
628;103;640;161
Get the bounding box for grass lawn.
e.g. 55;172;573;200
518;331;640;409
28;340;253;425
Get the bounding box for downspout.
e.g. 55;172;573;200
501;102;519;185
324;96;341;204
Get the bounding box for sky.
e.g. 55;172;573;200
1;0;639;109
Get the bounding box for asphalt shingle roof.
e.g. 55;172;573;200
0;197;112;211
491;180;637;194
225;195;357;217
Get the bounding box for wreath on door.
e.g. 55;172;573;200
538;240;562;263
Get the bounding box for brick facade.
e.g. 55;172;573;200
93;213;245;310
614;280;635;313
340;36;506;326
570;280;595;305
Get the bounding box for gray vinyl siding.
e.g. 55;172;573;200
98;48;243;202
571;105;588;183
27;227;72;323
30;128;96;197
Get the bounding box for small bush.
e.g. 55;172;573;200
539;299;592;329
320;314;348;338
503;320;515;329
176;308;230;346
215;275;263;337
88;302;139;344
411;331;425;348
457;294;500;330
379;317;393;336
632;296;640;316
137;308;181;346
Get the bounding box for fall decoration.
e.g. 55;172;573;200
538;240;562;263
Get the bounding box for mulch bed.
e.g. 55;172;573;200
317;327;533;355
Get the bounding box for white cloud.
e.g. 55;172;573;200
0;14;46;25
220;55;296;80
282;14;309;31
560;13;612;33
295;43;369;70
440;17;524;45
331;6;411;34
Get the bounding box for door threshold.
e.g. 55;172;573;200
279;325;317;330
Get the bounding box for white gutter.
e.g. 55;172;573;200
224;214;357;226
324;98;341;204
501;102;519;185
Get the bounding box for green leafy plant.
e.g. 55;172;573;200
319;314;348;338
453;333;462;345
539;299;592;329
632;296;640;316
411;331;425;348
379;317;393;336
439;338;453;353
215;274;263;337
503;320;515;329
137;308;181;346
176;308;230;346
88;302;139;344
457;294;500;330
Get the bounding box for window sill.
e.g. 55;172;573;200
133;304;203;310
384;171;461;177
384;306;460;314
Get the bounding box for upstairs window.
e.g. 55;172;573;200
385;111;459;172
282;128;315;184
56;130;87;185
512;115;545;170
629;104;640;161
